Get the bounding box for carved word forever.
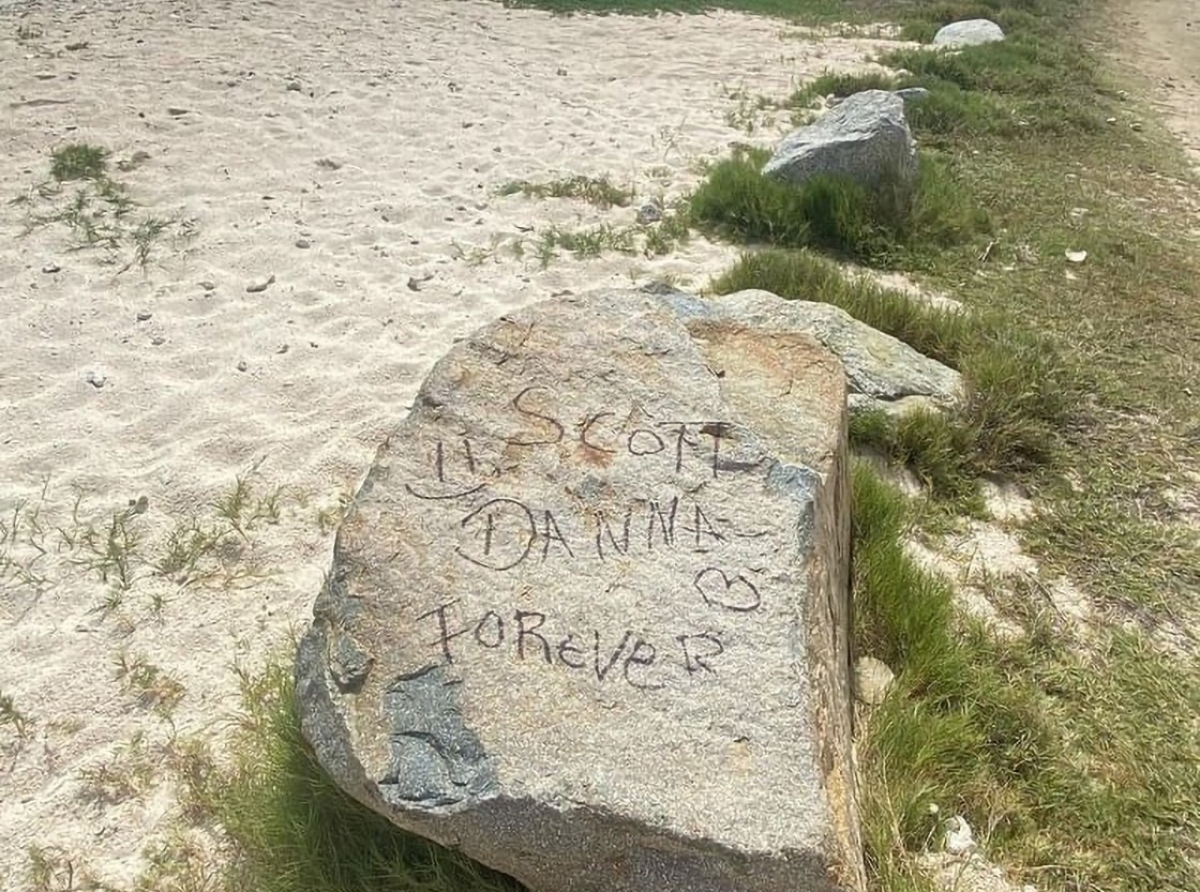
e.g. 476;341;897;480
416;601;727;691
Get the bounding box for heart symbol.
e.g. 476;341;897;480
693;567;761;613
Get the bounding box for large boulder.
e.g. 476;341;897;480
659;287;964;418
932;19;1005;47
763;89;917;190
295;289;864;892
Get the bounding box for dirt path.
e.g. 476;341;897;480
1106;0;1200;162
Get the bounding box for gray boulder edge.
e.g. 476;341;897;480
295;289;864;892
932;19;1005;47
660;287;963;415
763;89;917;189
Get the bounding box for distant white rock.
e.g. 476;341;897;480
932;19;1005;47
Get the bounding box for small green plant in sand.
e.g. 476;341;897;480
50;143;109;182
720;83;782;134
14;143;197;272
499;175;634;209
78;730;160;806
75;498;146;596
25;846;89;892
0;690;34;741
114;651;187;716
0;488;53;594
184;659;525;892
137;833;223;892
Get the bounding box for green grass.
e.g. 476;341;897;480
17;143;197;271
498;175;634;209
191;660;525;892
50;143;109;182
711;249;1077;498
690;147;990;267
852;465;1200;891
499;0;849;18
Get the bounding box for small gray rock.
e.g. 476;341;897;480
635;200;663;224
246;274;276;293
932;19;1005;47
236;360;249;372
893;87;931;103
295;238;312;249
763;90;918;190
85;369;106;388
42;262;61;274
199;280;216;291
136;311;153;322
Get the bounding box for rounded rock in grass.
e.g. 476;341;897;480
762;90;917;191
931;19;1005;48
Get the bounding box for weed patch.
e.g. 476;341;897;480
14;143;197;271
499;175;634;209
50;143;109;182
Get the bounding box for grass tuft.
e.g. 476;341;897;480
690;146;989;267
712;249;1078;497
50;143;108;182
852;463;1200;891
499;175;634;209
199;659;525;892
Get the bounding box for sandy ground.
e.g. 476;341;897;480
0;1;913;887
1107;0;1200;163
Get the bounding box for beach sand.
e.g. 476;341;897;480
0;1;907;886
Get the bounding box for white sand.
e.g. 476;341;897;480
0;1;908;886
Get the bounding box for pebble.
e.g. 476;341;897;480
42;262;61;274
295;238;311;249
136;311;153;322
200;280;216;291
636;201;663;225
854;656;895;705
151;336;166;346
85;370;106;388
246;273;276;293
237;360;249;372
944;816;977;854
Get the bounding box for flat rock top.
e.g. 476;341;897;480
300;289;848;855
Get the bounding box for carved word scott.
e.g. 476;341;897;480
507;386;734;477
